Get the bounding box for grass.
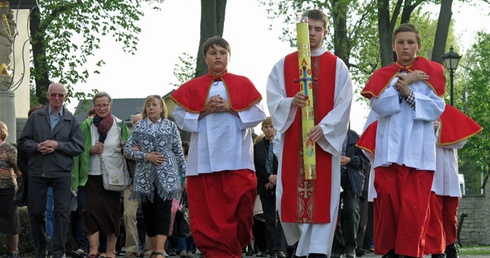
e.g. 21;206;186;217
459;246;490;255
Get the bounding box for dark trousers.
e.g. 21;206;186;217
260;194;287;254
332;174;360;252
356;196;368;250
141;192;172;237
28;176;72;258
71;186;89;253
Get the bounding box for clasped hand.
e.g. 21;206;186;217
37;140;58;155
207;95;230;113
395;70;429;96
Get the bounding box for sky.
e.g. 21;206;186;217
69;0;490;133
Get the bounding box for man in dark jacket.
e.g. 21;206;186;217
18;83;84;258
331;129;369;258
254;117;287;258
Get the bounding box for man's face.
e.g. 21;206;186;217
308;19;327;51
47;84;66;110
261;123;276;139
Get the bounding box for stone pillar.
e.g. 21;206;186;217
0;87;15;142
0;1;18;143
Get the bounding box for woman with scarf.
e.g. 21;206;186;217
72;91;131;258
124;95;186;258
0;121;21;258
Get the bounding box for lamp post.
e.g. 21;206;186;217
441;46;462;106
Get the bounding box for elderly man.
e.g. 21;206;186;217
18;83;84;258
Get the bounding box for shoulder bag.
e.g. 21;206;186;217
100;155;131;192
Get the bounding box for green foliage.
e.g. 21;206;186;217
457;31;490;193
30;0;165;100
170;53;197;88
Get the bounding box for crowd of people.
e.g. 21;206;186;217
0;7;482;258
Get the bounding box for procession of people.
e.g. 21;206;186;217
1;6;482;258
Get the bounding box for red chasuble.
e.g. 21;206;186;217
361;56;446;99
356;121;378;156
438;104;482;145
281;51;337;223
170;71;262;113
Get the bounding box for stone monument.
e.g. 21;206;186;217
0;0;16;142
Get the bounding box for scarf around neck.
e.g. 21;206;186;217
93;113;114;143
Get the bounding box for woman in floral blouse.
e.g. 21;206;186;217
0;121;21;258
124;95;186;258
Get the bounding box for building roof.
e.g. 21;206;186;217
71;93;190;141
73;98;145;124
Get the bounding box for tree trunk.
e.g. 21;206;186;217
195;0;227;78
331;0;350;66
377;0;395;66
432;0;452;64
30;7;50;105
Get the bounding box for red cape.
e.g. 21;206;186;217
356;120;378;156
438;105;482;145
361;57;446;99
170;71;262;113
281;51;336;223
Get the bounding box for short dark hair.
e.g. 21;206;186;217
87;108;96;117
307;9;329;29
393;23;421;45
181;141;190;156
202;36;231;57
28;104;45;117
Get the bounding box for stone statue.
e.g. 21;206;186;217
0;1;15;90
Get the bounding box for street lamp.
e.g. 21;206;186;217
441;46;462;106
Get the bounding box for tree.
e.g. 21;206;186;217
194;0;227;77
456;31;490;194
376;0;453;66
259;0;454;97
29;0;165;104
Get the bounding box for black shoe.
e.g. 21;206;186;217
8;252;19;258
276;250;286;258
71;250;88;258
256;252;269;257
445;243;459;258
381;250;399;258
345;248;355;258
355;248;365;257
431;254;446;258
330;251;342;258
308;254;327;258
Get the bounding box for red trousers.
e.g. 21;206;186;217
425;193;459;254
373;165;434;257
187;169;257;258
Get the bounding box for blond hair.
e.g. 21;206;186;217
0;121;8;141
142;95;168;119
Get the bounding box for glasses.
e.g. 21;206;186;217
94;103;111;109
49;93;65;98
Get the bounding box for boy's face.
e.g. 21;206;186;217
205;45;229;75
392;31;421;65
308;19;327;51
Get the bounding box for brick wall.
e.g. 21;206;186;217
458;181;490;246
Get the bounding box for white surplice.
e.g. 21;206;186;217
370;74;445;171
266;47;353;256
173;81;266;176
432;128;466;197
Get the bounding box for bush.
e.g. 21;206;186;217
0;207;77;256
